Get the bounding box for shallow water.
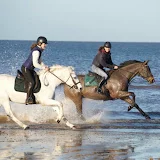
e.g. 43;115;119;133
0;83;160;160
0;123;160;160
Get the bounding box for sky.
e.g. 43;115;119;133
0;0;160;42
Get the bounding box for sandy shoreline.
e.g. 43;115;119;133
0;122;160;160
0;104;160;160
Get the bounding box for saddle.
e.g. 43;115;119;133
84;70;113;95
84;71;100;87
14;70;41;93
85;70;111;86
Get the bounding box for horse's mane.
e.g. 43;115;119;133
37;65;74;75
50;65;65;71
119;60;142;68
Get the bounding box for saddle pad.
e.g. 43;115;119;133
14;76;41;93
84;74;98;87
14;77;25;92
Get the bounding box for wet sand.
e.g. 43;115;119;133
0;102;160;160
1;121;160;160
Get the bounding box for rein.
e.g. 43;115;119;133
117;68;139;83
116;63;147;84
116;63;151;85
44;70;77;89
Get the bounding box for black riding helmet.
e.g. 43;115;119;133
37;36;48;44
104;41;111;49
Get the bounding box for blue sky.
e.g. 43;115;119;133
0;0;160;42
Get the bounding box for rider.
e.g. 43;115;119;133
91;41;118;93
21;36;50;105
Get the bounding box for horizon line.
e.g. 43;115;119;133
0;39;160;43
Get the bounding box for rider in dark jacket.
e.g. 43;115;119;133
92;42;118;93
21;36;49;105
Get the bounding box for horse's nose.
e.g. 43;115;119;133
78;86;82;91
73;86;82;92
149;76;155;83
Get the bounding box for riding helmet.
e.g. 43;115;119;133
104;41;111;48
37;36;48;44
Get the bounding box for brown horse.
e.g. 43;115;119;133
64;60;155;120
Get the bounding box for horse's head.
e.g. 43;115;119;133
138;61;155;83
49;65;82;91
67;66;82;91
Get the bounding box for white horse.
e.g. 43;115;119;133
0;65;82;130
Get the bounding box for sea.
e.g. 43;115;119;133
0;40;160;160
0;40;160;115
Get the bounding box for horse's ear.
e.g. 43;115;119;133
144;60;149;65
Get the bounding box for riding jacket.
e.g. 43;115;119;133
92;47;116;70
23;46;45;70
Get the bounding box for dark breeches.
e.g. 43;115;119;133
21;65;36;88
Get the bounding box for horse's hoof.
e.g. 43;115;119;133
72;125;81;130
146;116;151;120
72;126;77;130
23;125;29;130
7;115;11;119
128;106;133;111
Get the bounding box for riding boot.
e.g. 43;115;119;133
33;72;39;90
25;83;36;105
97;78;106;94
24;81;28;91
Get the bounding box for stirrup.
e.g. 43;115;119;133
97;88;102;94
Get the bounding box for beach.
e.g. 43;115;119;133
0;117;160;160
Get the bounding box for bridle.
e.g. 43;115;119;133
44;70;80;89
69;73;81;89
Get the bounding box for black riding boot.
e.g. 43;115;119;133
97;78;106;93
25;83;36;105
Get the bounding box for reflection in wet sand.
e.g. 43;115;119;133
1;123;160;159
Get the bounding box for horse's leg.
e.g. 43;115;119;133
134;103;151;119
61;115;76;129
41;99;75;129
71;95;86;120
1;98;28;129
117;91;135;111
64;86;85;120
42;99;63;122
121;96;151;119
